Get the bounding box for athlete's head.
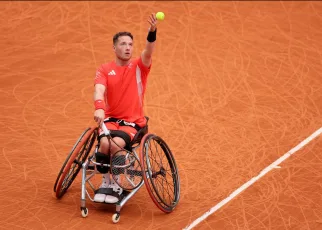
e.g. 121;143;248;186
113;32;133;62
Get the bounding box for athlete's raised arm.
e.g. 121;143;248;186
141;13;158;67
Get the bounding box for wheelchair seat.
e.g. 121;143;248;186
125;116;149;151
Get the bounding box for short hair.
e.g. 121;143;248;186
113;32;133;45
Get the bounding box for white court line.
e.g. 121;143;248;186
183;127;322;230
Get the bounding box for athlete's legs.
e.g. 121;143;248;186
99;136;126;154
99;122;138;154
94;122;138;203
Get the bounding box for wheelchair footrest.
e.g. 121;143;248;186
95;188;119;197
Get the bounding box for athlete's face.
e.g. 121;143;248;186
114;36;133;61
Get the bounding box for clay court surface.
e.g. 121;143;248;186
1;1;322;229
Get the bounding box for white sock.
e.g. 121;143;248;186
94;173;110;202
100;173;110;188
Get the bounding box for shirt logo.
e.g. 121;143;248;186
108;70;116;76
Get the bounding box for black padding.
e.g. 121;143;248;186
95;152;110;162
95;187;113;195
94;188;121;200
95;152;110;173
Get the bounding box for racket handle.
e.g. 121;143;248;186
101;122;110;135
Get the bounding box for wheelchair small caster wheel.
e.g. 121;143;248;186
81;207;88;218
112;213;120;223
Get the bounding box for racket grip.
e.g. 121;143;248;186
101;122;110;135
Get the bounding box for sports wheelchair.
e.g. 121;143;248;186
53;117;180;223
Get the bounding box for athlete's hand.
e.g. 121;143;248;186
148;13;157;32
94;109;105;126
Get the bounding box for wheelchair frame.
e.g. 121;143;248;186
80;139;145;222
54;119;180;223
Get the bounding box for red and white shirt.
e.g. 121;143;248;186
94;57;151;127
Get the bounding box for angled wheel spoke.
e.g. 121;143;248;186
54;127;97;199
140;134;180;213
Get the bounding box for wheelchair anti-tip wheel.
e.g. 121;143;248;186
140;134;180;213
54;127;97;198
81;207;88;218
112;212;120;223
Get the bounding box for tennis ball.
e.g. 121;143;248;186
156;12;165;21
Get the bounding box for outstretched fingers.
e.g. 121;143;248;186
147;13;157;31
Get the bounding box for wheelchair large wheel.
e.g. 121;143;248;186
140;133;180;213
54;127;98;199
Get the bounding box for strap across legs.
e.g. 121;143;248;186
104;117;141;131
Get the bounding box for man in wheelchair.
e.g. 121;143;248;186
92;14;158;203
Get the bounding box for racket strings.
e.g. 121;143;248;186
111;150;143;190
